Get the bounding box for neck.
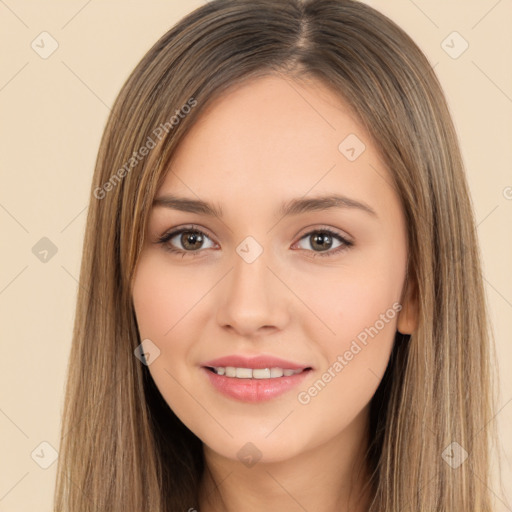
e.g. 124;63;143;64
198;404;372;512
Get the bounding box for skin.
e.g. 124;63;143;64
132;74;417;512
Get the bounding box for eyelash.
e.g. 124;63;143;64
155;224;353;259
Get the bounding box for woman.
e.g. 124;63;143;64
53;0;498;510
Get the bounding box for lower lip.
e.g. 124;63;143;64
201;367;312;402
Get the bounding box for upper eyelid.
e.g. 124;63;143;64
158;224;217;244
294;225;352;242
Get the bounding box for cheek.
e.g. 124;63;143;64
132;254;207;340
131;256;202;417
131;252;218;381
292;245;404;403
293;279;400;441
303;275;399;393
295;249;405;346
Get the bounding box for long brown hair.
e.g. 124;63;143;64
53;1;499;510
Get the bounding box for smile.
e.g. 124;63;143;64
202;366;312;402
206;366;307;379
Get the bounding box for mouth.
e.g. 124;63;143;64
201;366;313;402
203;366;313;379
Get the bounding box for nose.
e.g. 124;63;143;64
215;244;290;337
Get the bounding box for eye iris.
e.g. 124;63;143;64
182;231;203;250
311;232;332;251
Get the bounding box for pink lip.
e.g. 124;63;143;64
201;366;312;402
201;354;311;370
200;354;313;403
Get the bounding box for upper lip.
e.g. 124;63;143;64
201;354;312;370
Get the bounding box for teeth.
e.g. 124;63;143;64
270;368;283;378
235;367;252;379
212;366;304;379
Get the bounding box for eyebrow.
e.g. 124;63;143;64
152;193;378;219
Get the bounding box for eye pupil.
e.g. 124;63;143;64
182;231;203;250
311;232;332;251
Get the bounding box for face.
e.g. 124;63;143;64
132;74;414;464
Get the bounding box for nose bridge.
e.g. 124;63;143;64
216;237;288;334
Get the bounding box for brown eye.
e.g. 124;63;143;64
157;226;216;257
180;231;205;251
309;232;334;251
294;228;353;258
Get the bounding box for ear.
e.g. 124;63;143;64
397;273;419;335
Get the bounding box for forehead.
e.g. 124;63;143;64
157;74;397;219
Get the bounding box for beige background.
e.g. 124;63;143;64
1;0;511;510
